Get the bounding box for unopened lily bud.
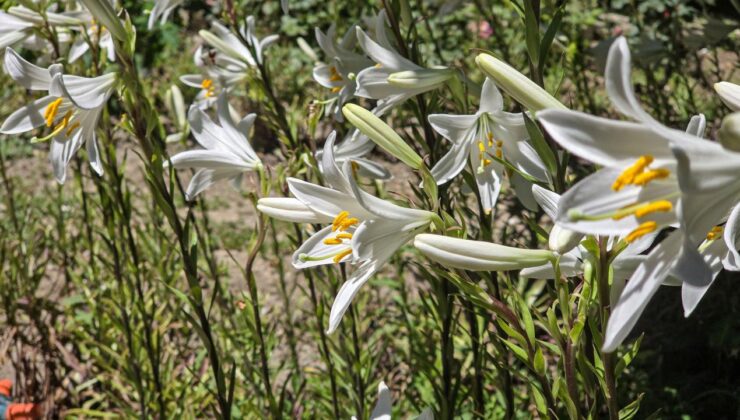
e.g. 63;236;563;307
342;104;423;169
719;112;740;152
388;68;454;90
475;53;566;111
166;85;186;128
78;0;127;42
414;234;556;271
715;81;740;111
548;224;584;254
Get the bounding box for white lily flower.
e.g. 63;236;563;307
198;16;278;72
537;108;710;240
179;45;244;109
259;133;435;333
147;0;184;30
1;6;84;52
355;11;453;115
596;35;740;315
67;11;116;63
535;37;740;351
315;132;391;181
168;92;262;200
0;11;35;50
715;81;740;111
351;381;434;420
313;24;373;121
0;47;116;183
428;78;550;214
414;234;556;271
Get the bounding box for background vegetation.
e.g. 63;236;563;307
0;0;738;418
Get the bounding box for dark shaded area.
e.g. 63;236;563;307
626;270;740;419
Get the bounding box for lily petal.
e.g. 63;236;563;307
184;168;241;201
0;95;56;134
603;230;682;352
4;47;54;90
479;78;503;113
537;109;674;167
257;197;331;224
326;259;381;334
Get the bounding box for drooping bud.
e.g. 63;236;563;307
719;112;740;152
342;103;423;169
414;234;556;271
475;53;566;111
387;68;455;90
77;0;127;42
715;81;740;111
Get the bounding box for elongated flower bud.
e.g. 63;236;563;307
342;104;423;169
715;81;740;111
414;234;556;271
548;224;583;254
719;112;740;152
387;68;454;89
475;53;566;111
78;0;127;42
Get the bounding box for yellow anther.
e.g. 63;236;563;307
483;158;492;166
612;155;654;191
478;141;485;152
65;121;81;137
336;232;353;240
329;66;343;82
633;200;673;218
706;226;724;241
201;79;213;89
486;132;493;143
495;148;503;158
625;221;658;243
333;248;353;263
632;168;670;186
323;237;343;245
374;63;382;68
331;87;342;93
338;217;359;231
332;211;350;231
44;98;64;127
496;140;503;148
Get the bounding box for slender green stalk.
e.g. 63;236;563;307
597;237;619;420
